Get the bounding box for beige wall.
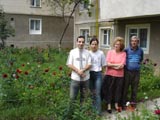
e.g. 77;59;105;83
74;0;160;74
74;0;97;24
5;14;73;49
100;0;160;19
0;0;53;15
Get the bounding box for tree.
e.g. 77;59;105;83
44;0;92;51
0;8;15;48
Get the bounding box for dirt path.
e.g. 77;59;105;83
101;98;160;120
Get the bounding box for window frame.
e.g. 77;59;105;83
125;24;150;54
29;18;42;35
99;27;111;49
79;28;90;44
30;0;41;8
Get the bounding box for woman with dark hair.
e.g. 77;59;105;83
89;37;106;115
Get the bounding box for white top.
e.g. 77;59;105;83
89;50;106;72
67;48;92;81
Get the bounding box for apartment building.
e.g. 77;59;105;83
74;0;160;72
0;0;73;48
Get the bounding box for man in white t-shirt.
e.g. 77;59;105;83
66;36;92;103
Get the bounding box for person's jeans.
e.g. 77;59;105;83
89;71;102;114
70;80;89;103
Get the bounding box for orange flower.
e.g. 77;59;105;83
52;72;56;75
16;69;22;74
44;68;49;72
21;64;25;67
59;66;63;70
24;71;29;75
2;74;8;78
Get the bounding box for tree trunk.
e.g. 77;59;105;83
58;0;82;51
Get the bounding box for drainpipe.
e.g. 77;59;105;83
95;0;99;37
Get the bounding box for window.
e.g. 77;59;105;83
79;0;91;11
31;0;41;7
29;18;42;35
99;27;111;48
126;24;150;54
80;29;90;44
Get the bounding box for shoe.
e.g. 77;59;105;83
107;104;112;114
116;107;122;112
107;109;112;114
122;106;127;111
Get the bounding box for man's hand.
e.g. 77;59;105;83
77;69;86;78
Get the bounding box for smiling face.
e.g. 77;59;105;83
77;37;85;49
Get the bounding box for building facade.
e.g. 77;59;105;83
0;0;73;48
74;0;160;74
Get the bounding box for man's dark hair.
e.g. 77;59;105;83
77;36;85;41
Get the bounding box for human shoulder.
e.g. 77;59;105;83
83;48;90;54
107;49;114;54
138;47;144;55
69;48;78;54
124;47;130;51
97;49;104;54
138;47;143;51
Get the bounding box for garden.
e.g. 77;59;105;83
0;47;160;120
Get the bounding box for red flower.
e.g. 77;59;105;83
59;66;63;70
154;109;160;115
24;71;29;75
21;64;25;67
145;58;149;62
2;74;8;78
16;69;22;74
52;72;56;75
44;68;49;72
15;75;19;79
153;63;157;67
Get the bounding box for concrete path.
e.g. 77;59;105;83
101;97;160;120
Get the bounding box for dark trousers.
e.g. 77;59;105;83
122;70;140;106
102;75;123;105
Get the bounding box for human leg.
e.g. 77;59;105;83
105;76;114;113
94;72;102;114
114;77;123;109
80;80;89;103
89;71;96;106
70;80;80;101
131;71;140;104
122;70;131;108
